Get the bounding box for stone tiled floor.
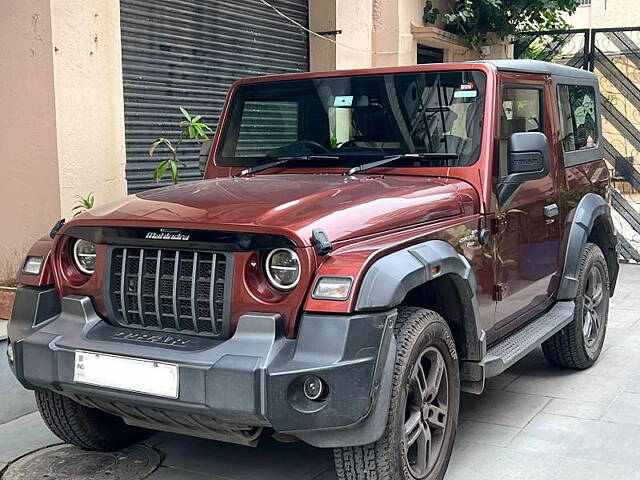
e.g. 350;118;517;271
2;265;640;479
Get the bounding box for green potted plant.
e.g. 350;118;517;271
150;107;213;185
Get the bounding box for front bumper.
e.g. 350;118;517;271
8;286;396;447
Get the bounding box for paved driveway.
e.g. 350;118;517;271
2;265;640;479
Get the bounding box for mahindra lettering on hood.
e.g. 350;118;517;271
8;61;617;480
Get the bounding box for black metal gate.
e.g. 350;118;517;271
120;0;309;193
516;27;640;262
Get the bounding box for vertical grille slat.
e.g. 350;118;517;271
109;247;229;338
172;251;180;330
119;248;129;324
155;250;163;329
209;253;217;334
137;249;145;327
191;251;199;334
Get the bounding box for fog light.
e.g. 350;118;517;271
6;342;14;364
303;375;326;401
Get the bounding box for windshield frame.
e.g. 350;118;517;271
209;63;497;177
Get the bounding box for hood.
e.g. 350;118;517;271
74;174;478;246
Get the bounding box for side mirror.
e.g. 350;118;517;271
199;140;213;177
499;132;550;205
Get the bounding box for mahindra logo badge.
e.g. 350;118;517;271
145;228;190;241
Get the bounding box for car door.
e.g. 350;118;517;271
493;75;563;336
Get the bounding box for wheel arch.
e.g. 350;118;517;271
557;193;619;300
355;239;486;363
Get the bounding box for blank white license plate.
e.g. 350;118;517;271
74;351;179;399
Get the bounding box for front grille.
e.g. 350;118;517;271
109;248;230;338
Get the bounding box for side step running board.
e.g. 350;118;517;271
483;301;575;378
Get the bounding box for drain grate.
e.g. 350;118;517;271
2;444;161;480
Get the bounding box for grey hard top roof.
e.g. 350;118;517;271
470;59;596;81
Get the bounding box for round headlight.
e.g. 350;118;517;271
265;248;300;290
72;239;97;275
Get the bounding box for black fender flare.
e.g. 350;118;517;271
557;193;619;300
355;239;486;362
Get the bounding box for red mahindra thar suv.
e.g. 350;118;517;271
8;60;618;479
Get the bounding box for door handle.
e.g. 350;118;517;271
544;203;559;222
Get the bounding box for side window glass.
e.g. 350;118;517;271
557;85;598;151
499;88;543;176
235;101;299;158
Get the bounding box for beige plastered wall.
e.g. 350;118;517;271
0;0;61;279
0;0;127;280
566;0;640;29
50;0;127;218
309;0;512;72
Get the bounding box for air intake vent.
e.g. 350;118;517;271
109;248;231;338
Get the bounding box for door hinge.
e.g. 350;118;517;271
493;284;505;302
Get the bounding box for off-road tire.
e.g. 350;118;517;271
542;242;610;369
334;307;460;480
35;389;150;451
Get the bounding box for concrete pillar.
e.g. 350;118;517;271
0;0;61;277
50;0;127;217
309;0;373;71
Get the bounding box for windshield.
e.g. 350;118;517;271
218;70;486;169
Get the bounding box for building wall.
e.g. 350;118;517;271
0;0;127;281
567;0;640;29
50;0;127;217
309;0;511;72
0;0;61;280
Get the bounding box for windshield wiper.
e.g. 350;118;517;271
233;155;339;178
345;153;459;176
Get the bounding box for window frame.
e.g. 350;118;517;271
554;77;603;167
216;70;488;168
557;83;599;153
500;84;545;133
498;84;545;178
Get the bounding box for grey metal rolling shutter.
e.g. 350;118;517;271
120;0;309;193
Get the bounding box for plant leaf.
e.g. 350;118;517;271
179;106;191;121
149;138;168;157
153;160;170;183
170;160;179;184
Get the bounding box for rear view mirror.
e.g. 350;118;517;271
199;140;213;177
499;132;550;205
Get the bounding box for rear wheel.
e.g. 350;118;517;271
334;307;459;480
36;389;150;451
542;242;610;369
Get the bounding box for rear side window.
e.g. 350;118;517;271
557;85;598;151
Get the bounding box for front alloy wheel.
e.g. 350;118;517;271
334;307;459;480
582;264;605;349
403;347;449;477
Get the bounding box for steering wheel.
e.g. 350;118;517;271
286;140;330;154
339;140;359;149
